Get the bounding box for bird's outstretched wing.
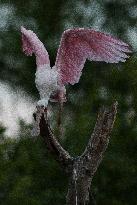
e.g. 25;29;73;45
21;26;50;67
55;28;132;85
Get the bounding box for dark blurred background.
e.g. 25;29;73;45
0;0;137;204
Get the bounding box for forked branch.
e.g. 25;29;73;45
32;102;118;204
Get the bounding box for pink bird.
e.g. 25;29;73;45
21;27;131;107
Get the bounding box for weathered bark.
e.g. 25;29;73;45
33;107;72;170
66;102;117;205
32;102;118;205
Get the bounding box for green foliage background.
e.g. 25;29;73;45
0;0;137;204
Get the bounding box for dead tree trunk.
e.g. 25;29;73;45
32;102;117;205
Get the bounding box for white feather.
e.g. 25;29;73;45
35;64;58;106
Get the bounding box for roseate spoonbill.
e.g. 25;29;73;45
21;27;131;107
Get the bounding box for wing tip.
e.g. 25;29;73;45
21;26;26;33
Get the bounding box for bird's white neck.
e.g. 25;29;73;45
35;64;58;107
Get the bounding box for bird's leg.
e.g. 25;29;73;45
44;106;48;123
57;99;64;137
57;87;66;137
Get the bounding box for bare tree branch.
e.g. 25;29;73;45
66;102;118;205
80;101;118;178
32;102;118;205
33;107;72;170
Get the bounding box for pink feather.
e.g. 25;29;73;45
55;28;132;86
22;33;33;56
21;26;50;67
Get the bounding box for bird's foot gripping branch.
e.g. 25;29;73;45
32;102;118;205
